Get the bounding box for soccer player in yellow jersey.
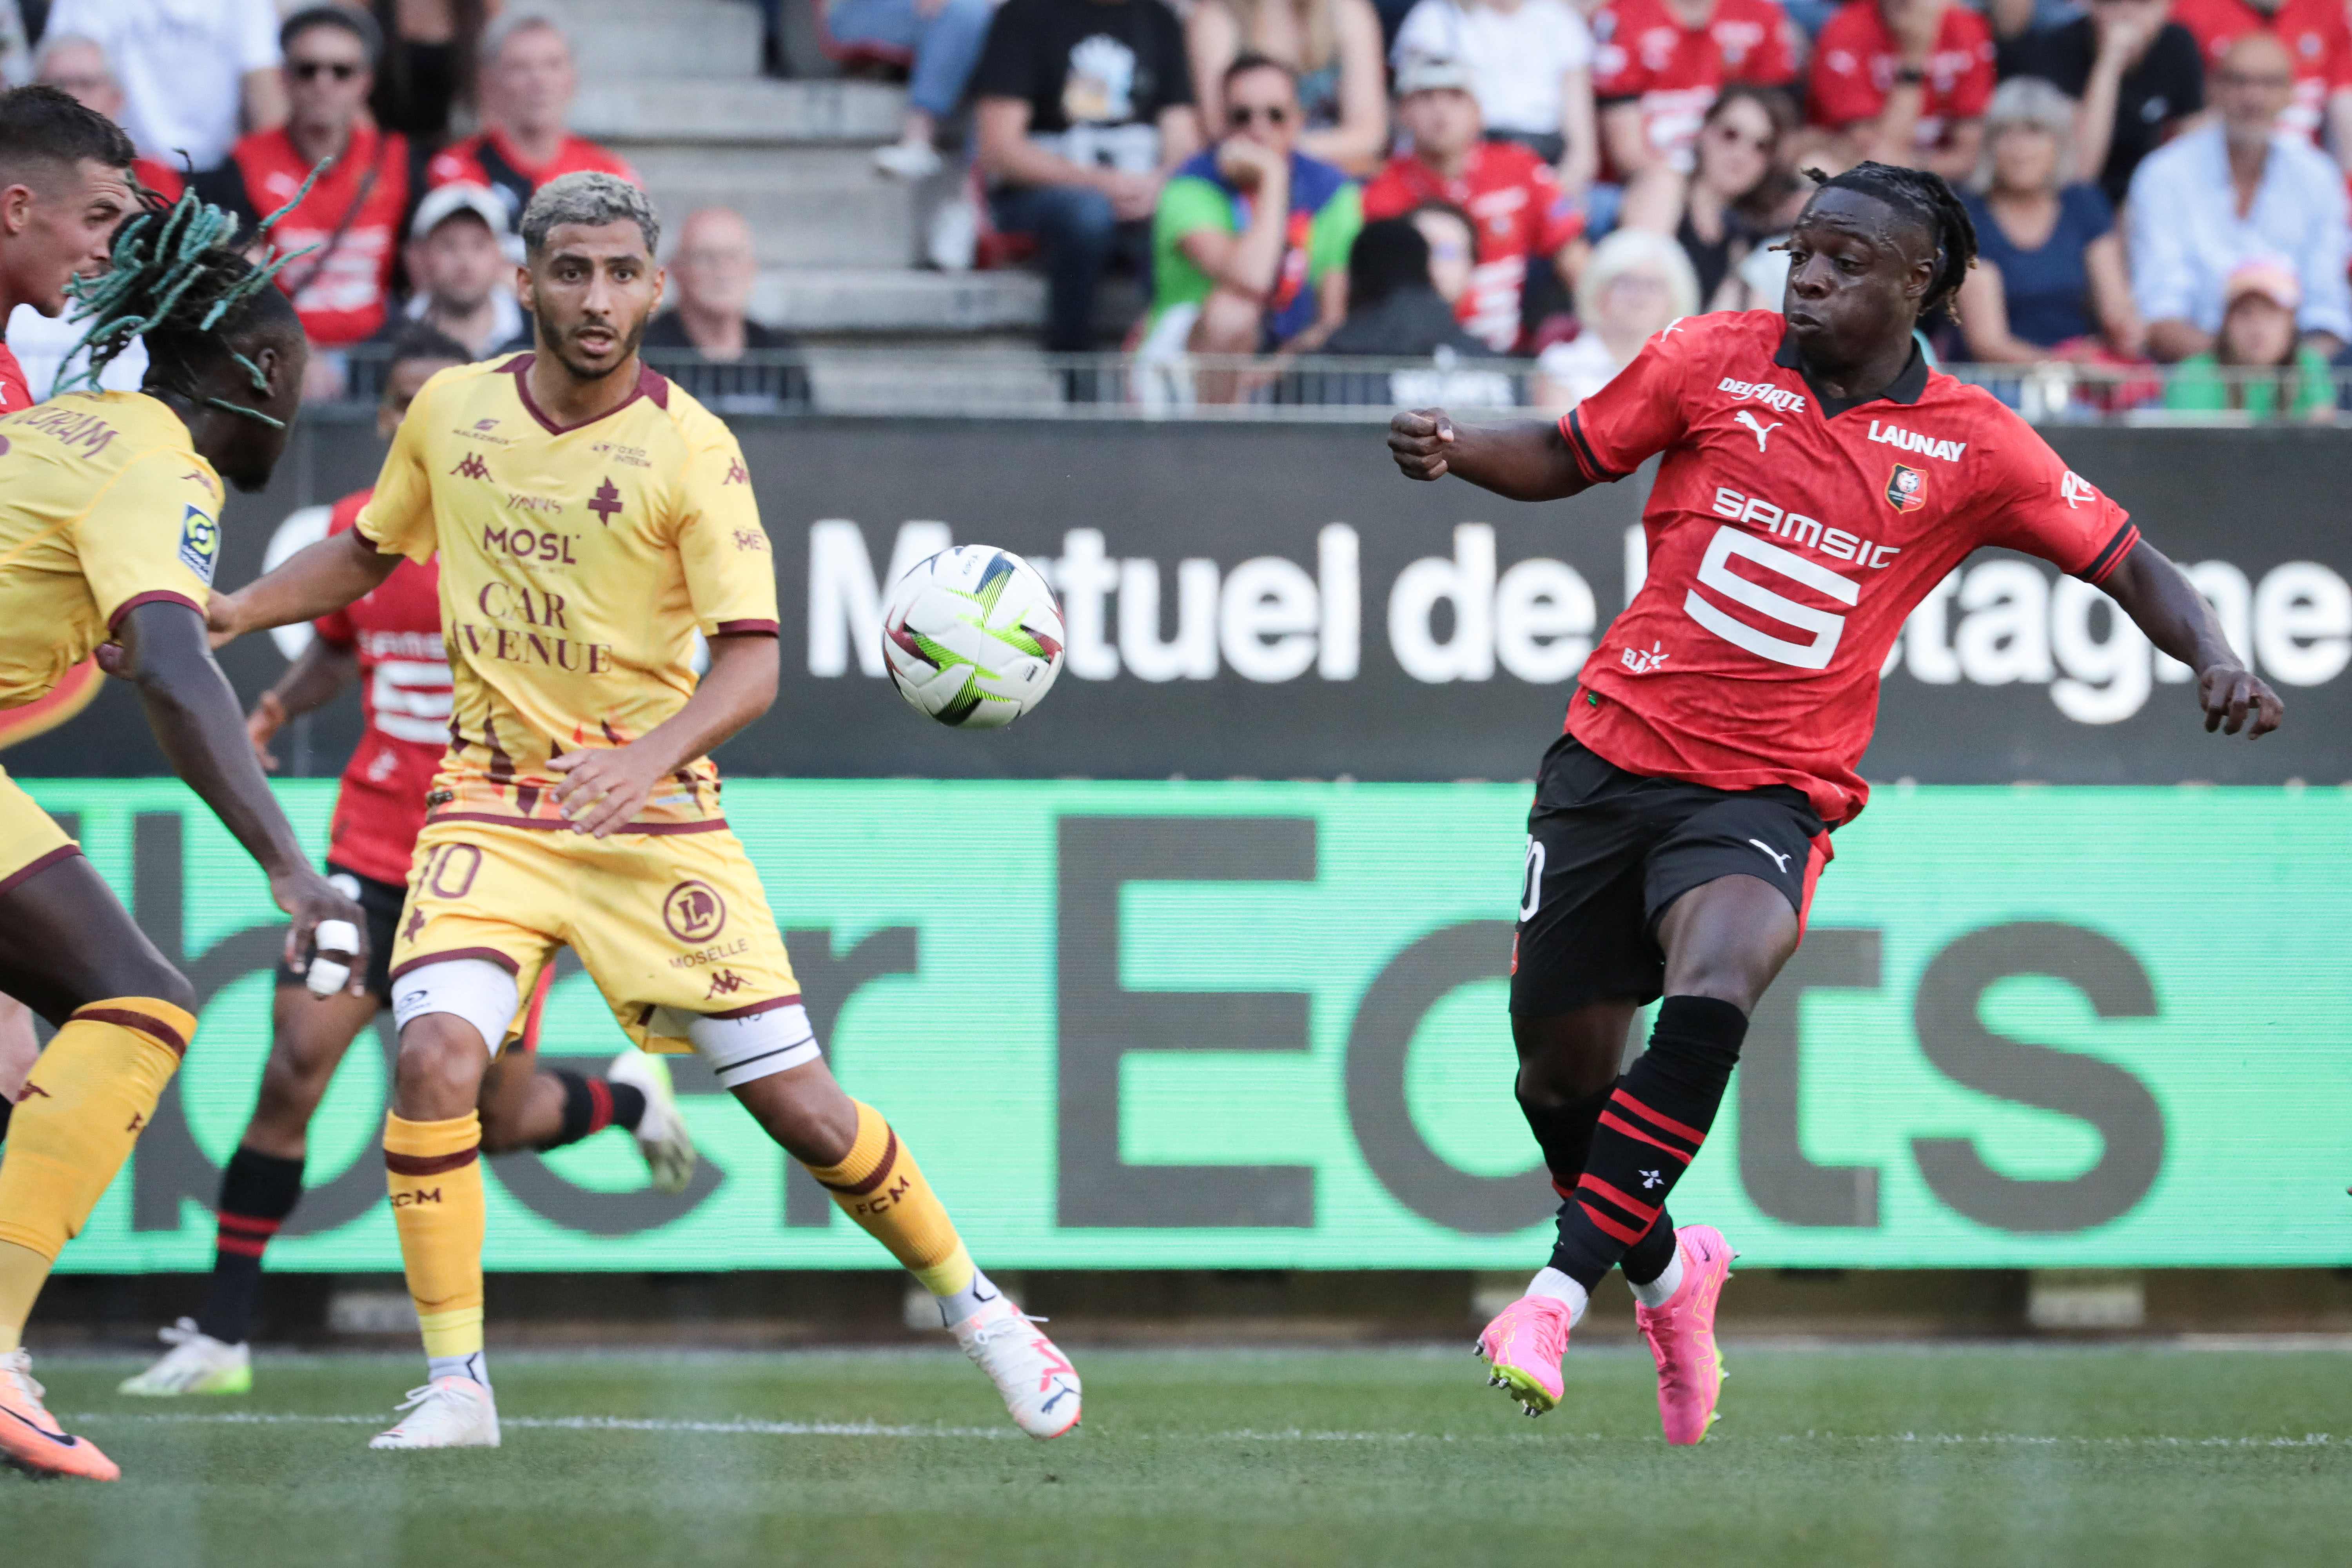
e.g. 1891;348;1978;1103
0;185;370;1481
211;172;1081;1450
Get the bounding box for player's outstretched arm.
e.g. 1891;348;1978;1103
209;527;401;646
246;638;361;772
1387;409;1593;502
548;632;781;839
114;600;371;986
2102;541;2284;737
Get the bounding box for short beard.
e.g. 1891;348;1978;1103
532;308;648;383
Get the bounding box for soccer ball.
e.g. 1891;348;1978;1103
880;545;1065;729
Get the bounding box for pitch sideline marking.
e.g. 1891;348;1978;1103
70;1411;2343;1450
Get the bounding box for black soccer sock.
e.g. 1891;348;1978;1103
195;1146;306;1345
1546;996;1748;1290
538;1070;649;1152
1514;1080;1677;1285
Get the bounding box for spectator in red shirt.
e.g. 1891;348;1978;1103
425;11;639;234
1590;0;1798;190
1807;0;1996;182
1361;53;1585;352
192;5;411;392
31;33;185;201
2171;0;2352;171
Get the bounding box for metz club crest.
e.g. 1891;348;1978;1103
1884;463;1926;514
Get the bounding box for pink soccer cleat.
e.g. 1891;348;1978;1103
1475;1293;1573;1416
1635;1224;1737;1445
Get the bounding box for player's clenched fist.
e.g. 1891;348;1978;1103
1388;408;1457;481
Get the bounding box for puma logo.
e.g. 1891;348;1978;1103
1748;838;1792;873
1734;410;1781;452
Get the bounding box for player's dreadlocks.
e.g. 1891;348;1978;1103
54;169;325;428
1801;162;1978;322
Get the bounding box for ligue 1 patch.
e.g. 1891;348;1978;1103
1884;463;1926;514
177;502;220;584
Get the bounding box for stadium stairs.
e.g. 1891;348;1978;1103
551;0;1069;411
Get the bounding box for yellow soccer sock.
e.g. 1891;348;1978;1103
0;999;191;1347
804;1101;975;1299
384;1111;486;1360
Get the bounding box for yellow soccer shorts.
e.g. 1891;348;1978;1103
387;815;811;1080
0;765;81;893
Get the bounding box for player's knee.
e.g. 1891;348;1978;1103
1191;291;1263;354
393;1016;492;1110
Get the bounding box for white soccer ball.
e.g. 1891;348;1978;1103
880;545;1065;729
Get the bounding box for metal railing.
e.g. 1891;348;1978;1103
312;344;2352;426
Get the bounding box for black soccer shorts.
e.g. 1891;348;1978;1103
275;860;404;1002
1510;734;1831;1015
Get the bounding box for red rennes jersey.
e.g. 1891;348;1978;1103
2172;0;2352;145
1558;310;2138;827
1808;0;1996;152
1362;142;1584;352
0;344;27;414
312;489;452;885
1591;0;1799;175
230;124;413;347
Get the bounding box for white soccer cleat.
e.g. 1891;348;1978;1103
118;1318;251;1397
368;1377;501;1449
608;1049;696;1195
950;1294;1081;1440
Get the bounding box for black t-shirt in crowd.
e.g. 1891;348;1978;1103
1998;18;2204;210
971;0;1194;176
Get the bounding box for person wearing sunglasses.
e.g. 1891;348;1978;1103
1140;51;1361;385
191;5;412;398
1618;83;1798;310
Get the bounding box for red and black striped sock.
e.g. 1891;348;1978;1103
195;1146;305;1344
540;1070;648;1151
1513;1081;1677;1285
1547;996;1748;1290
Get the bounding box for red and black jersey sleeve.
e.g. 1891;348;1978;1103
1557;322;1699;483
1981;426;2138;584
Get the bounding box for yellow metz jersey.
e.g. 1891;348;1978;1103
0;392;223;710
358;355;778;829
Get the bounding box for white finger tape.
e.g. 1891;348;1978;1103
308;918;361;996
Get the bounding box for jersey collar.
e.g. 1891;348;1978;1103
501;352;670;435
1773;328;1929;418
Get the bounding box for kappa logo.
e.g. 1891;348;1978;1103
1867;419;1966;462
1734;409;1781;452
1885;463;1927;514
451;452;492;481
724;457;749;486
1620;640;1670;674
1717;376;1806;414
662;880;728;943
704;967;750;1000
587;476;624;524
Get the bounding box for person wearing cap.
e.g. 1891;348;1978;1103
190;3;412;383
376;183;524;361
1361;53;1586;353
2128;31;2352;362
2163;260;2339;421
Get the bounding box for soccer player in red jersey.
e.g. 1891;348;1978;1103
118;330;696;1399
1807;0;1996;184
0;85;140;1151
1362;56;1586;353
2171;0;2352;156
1388;162;2283;1443
1590;0;1798;184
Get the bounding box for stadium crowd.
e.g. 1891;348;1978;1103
0;0;2342;416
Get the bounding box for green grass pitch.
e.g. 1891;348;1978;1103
8;1345;2348;1566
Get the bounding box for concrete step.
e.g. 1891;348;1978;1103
573;78;905;145
753;267;1045;335
806;350;1062;414
649;178;915;267
628;144;897;192
547;0;764;82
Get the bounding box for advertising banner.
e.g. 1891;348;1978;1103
8;422;2349;787
42;777;2351;1273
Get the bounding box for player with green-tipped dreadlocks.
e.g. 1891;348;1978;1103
0;170;368;1483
